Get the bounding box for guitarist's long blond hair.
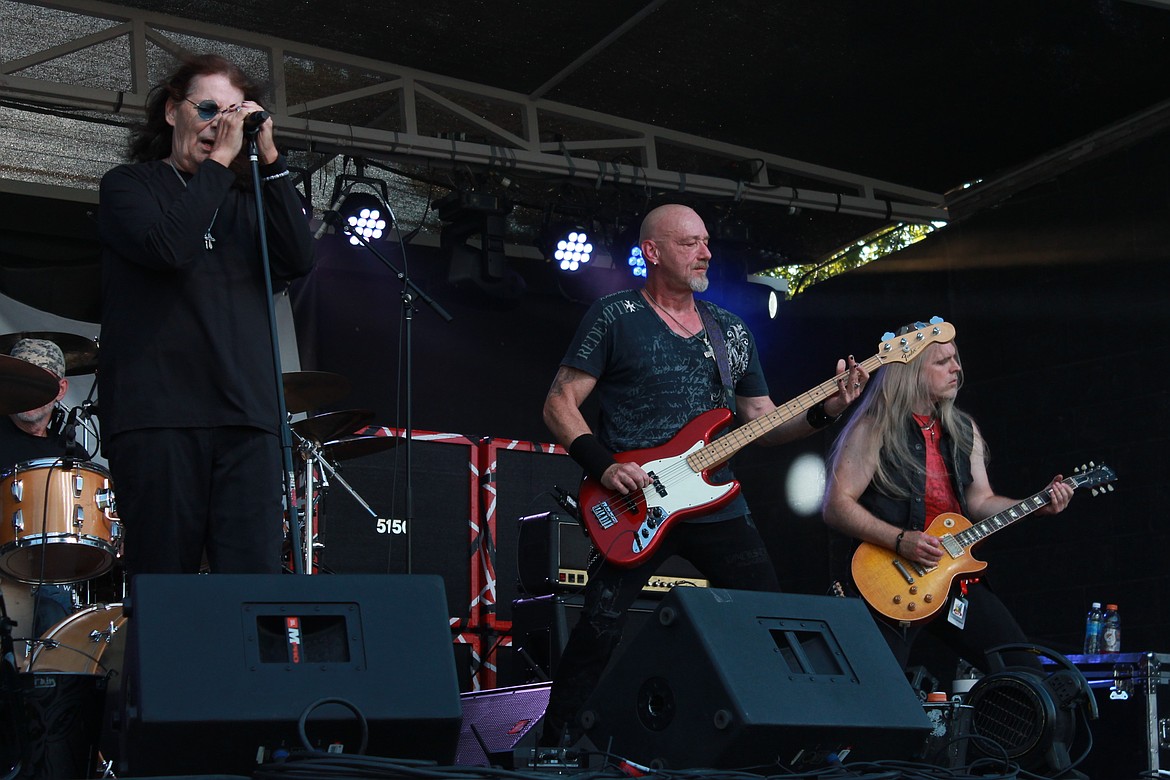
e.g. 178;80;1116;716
828;340;976;499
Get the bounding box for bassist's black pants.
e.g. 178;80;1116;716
540;513;779;746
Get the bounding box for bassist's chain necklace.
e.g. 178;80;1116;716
643;289;708;345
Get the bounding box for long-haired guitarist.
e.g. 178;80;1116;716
538;203;867;747
822;327;1073;678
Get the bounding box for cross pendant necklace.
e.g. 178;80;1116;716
167;160;218;251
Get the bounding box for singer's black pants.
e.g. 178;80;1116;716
539;513;780;746
107;426;283;576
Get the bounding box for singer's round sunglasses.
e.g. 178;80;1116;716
185;98;239;121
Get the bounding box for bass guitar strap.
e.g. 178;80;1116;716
697;301;736;414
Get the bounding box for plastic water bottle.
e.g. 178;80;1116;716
1102;604;1121;653
1083;602;1103;654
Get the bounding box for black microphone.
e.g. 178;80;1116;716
313;197;348;240
62;405;82;465
242;110;270;134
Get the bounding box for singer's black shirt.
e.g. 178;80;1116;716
97;157;314;440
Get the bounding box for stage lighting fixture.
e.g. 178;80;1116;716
627;246;647;278
434;190;522;299
554;229;593;272
339;192;388;245
320;162;392;244
966;644;1096;776
747;273;788;319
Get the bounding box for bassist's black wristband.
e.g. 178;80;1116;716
569;433;616;482
805;400;841;430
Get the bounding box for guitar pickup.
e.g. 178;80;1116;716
940;534;964;558
592;502;618;529
647;470;667;497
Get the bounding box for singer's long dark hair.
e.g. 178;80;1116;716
127;53;265;184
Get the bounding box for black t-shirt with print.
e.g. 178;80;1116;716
561;288;769;522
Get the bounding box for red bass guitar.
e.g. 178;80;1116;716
578;318;956;567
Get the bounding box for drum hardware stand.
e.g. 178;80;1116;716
246;128;305;574
328;209;452;575
291;428;382;574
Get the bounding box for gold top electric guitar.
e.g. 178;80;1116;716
851;462;1116;623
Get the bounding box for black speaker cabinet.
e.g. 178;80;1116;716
578;588;930;770
320;438;476;620
483;445;582;622
515;512;707;599
116;574;462;777
507;593;661;685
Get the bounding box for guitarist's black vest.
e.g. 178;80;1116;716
830;416;975;587
859;416;975;532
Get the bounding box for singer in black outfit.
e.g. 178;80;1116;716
98;54;314;576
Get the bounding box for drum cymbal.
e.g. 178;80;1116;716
0;331;100;376
282;371;350;414
0;354;59;415
323;434;400;462
292;408;373;443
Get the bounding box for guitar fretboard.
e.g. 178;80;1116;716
686;320;955;474
688;355;885;472
953;465;1114;549
956;490;1055;548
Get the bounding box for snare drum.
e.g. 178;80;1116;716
0;458;120;583
28;602;126;676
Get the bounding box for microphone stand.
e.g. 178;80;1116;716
247;130;305;574
328;212;452;574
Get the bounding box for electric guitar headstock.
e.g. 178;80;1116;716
877;317;955;365
1069;462;1117;495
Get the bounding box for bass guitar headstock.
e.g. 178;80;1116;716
877;316;955;365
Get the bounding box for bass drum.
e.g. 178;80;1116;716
29;602;126;677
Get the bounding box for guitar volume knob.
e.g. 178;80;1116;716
909;586;918;595
923;594;933;603
892;595;902;604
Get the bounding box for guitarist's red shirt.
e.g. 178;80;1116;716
913;413;962;522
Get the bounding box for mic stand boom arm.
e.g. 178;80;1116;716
333;215;452;574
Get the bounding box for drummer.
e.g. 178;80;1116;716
0;338;74;637
1;338;68;459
